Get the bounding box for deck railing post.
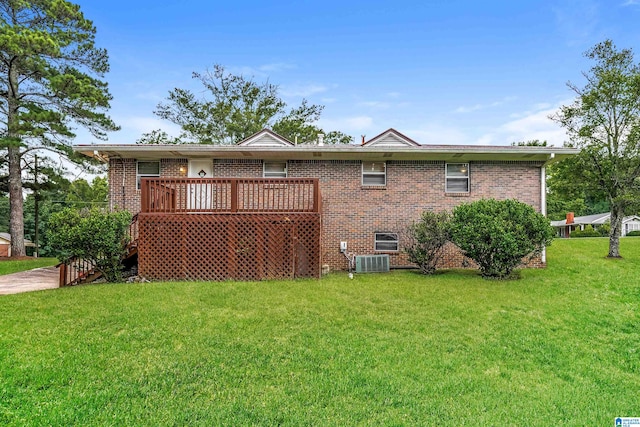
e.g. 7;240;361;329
59;263;66;287
140;179;149;213
231;179;238;212
313;179;321;213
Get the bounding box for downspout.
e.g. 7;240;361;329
540;153;554;264
541;163;547;263
121;157;126;211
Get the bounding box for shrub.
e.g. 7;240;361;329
570;229;601;238
403;211;450;274
450;199;554;279
626;230;640;237
48;208;132;282
570;224;601;238
598;223;610;237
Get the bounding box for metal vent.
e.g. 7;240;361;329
355;255;390;273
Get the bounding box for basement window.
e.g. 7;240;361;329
137;161;160;189
445;163;469;193
263;161;287;178
362;161;386;186
374;232;399;252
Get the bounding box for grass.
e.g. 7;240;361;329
0;257;58;276
0;239;638;426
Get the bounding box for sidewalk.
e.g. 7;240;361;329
0;266;59;295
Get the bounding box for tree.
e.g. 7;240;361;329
65;176;108;208
545;155;610;220
552;40;640;258
48;208;131;282
511;140;548;147
150;64;351;145
450;199;554;279
0;0;117;256
402;211;450;275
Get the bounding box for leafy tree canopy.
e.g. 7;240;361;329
142;64;352;145
552;40;640;257
0;0;117;256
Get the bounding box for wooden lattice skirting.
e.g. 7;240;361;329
138;213;321;281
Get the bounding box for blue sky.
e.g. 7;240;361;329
76;0;640;147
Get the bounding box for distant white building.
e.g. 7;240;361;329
551;212;640;238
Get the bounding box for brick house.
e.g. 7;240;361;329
75;128;576;280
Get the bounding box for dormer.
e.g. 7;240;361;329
237;129;295;147
362;128;420;147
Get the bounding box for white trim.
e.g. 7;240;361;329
362;161;386;186
263;161;287;178
189;159;213;178
374;232;399;252
363;129;420;147
445;163;469;193
238;129;294;146
136;160;160;189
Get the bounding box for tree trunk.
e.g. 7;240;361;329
608;203;624;258
8;146;25;257
7;57;25;257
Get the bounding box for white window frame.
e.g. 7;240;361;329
445;163;469;193
137;160;160;189
263;161;287;178
362;161;386;186
374;232;399;252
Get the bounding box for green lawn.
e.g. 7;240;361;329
0;257;58;276
1;239;638;426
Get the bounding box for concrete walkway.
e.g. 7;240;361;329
0;266;59;295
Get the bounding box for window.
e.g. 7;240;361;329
446;163;469;193
137;161;160;189
263;161;287;178
362;161;386;186
375;232;399;252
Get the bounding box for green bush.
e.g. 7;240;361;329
48;208;132;282
450;199;554;279
597;223;610;237
570;224;601;238
570;229;601;238
626;230;640;237
403;211;450;275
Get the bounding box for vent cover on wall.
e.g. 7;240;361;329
355;255;390;273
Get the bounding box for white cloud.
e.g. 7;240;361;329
405;124;471;145
622;0;640;6
257;62;296;72
475;102;570;146
98;116;183;144
553;0;600;46
228;62;296;78
454;96;517;113
358;101;390;109
280;84;328;97
318;115;374;134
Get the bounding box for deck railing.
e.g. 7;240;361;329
140;178;321;213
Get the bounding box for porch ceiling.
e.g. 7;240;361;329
74;144;578;164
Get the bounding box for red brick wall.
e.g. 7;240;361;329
109;158;188;212
288;160;543;270
109;158;544;271
212;159;262;177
